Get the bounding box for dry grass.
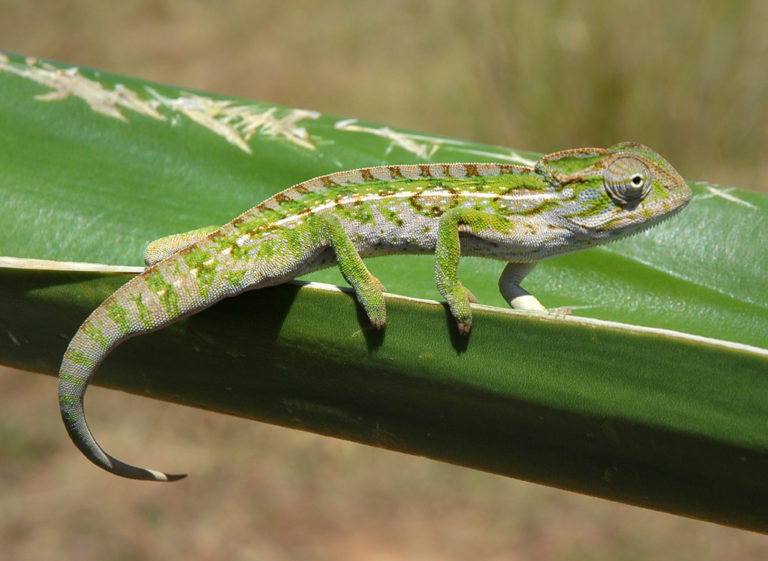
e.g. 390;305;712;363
2;1;768;558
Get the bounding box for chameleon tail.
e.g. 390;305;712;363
58;285;186;481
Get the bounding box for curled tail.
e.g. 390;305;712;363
58;218;309;480
59;274;187;481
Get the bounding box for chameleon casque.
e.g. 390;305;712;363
58;141;692;481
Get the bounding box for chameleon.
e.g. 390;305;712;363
58;141;692;481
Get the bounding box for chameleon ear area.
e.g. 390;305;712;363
534;146;610;184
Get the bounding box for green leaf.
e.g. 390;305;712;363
2;53;767;532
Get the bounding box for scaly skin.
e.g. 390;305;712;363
58;141;692;480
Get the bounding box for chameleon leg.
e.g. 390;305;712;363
499;262;547;311
435;208;511;334
143;226;218;266
308;213;387;329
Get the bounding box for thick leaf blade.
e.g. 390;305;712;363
1;267;767;531
2;52;768;531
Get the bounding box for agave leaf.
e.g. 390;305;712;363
1;52;767;532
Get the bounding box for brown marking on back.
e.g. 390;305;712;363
361;168;375;181
419;165;432;178
321;175;338;187
464;164;479;177
388;166;404;179
274;192;291;204
498;164;526;175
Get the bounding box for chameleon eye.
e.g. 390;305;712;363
603;156;651;206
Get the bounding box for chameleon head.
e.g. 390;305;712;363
536;141;693;239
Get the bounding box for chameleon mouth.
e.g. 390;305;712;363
569;181;692;236
604;194;692;243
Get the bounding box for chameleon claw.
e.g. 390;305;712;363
371;275;387;294
369;316;387;330
464;287;479;304
357;278;387;329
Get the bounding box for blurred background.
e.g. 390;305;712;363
2;1;768;559
1;0;767;191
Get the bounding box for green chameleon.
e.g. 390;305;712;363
58;142;692;481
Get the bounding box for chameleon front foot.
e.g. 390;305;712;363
499;262;547;312
498;262;571;315
439;278;476;335
434;208;503;335
452;297;475;335
508;294;547;312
